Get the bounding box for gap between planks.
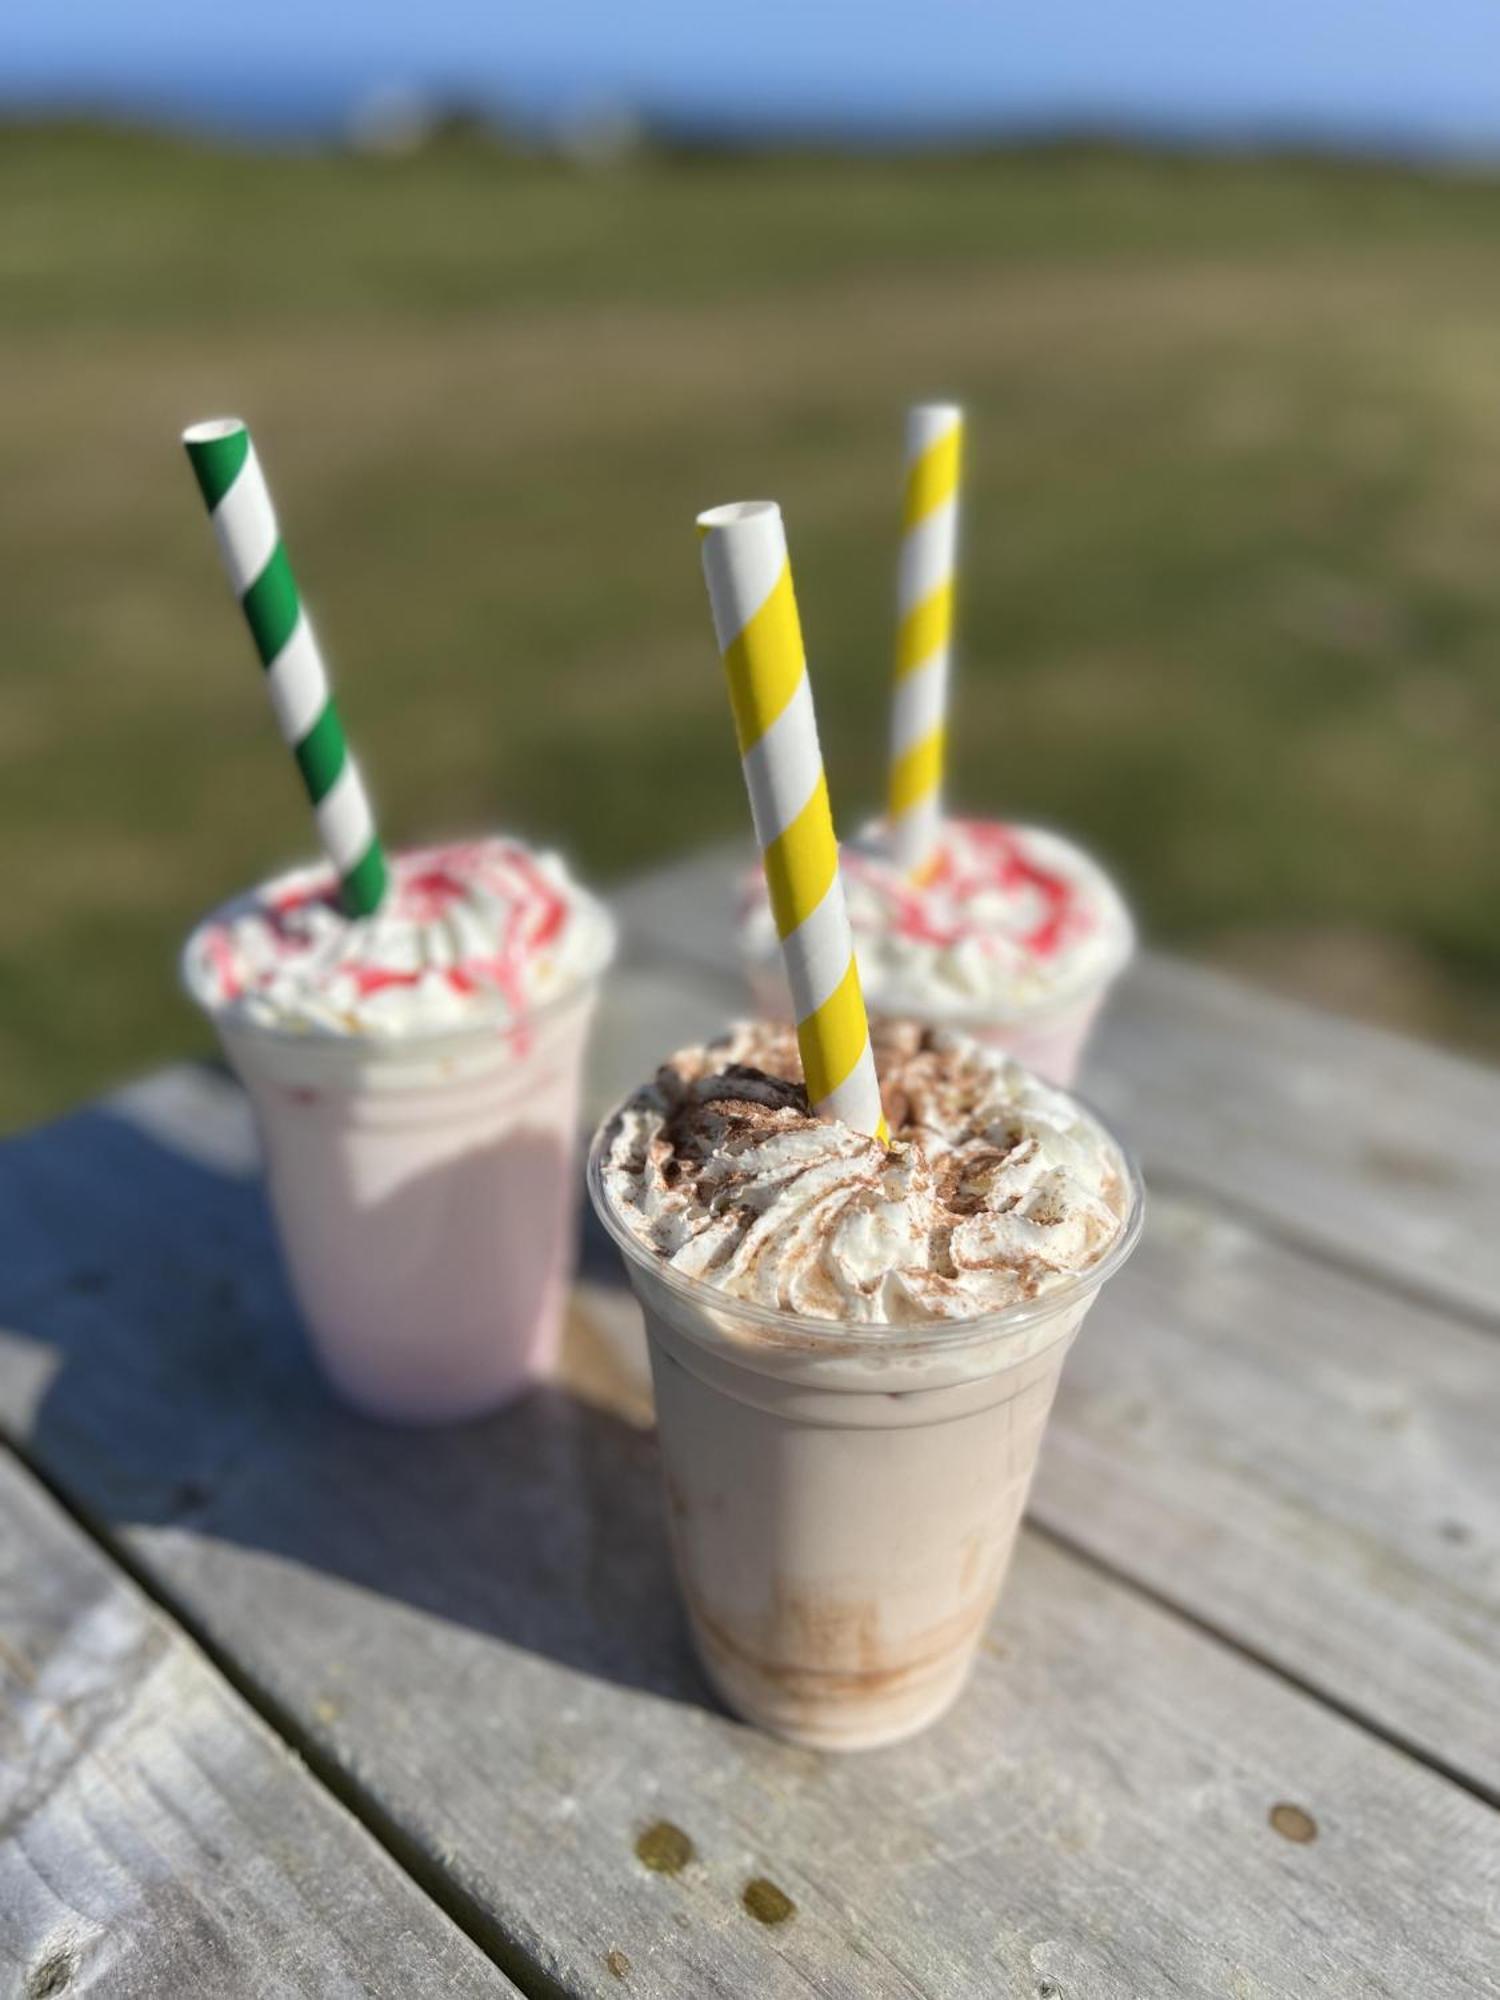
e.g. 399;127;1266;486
0;1371;1493;1987
0;1430;574;2000
1026;1514;1500;1816
11;1416;1493;2000
1135;1159;1500;1346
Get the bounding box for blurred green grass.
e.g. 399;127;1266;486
3;123;1499;1128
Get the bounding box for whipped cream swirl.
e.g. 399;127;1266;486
600;1021;1130;1324
184;837;615;1037
739;819;1133;1022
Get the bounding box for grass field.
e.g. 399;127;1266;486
3;124;1499;1128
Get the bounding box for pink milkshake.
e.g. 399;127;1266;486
592;1020;1141;1748
184;837;615;1423
739;820;1134;1086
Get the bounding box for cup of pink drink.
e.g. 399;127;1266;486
184;837;615;1423
591;1018;1141;1748
738;819;1134;1087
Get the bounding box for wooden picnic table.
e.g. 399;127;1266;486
2;843;1497;1998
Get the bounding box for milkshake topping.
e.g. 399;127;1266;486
185;837;615;1037
601;1020;1129;1324
739;820;1133;1020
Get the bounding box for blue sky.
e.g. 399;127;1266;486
8;1;1500;151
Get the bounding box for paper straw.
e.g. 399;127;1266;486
182;418;388;918
698;501;887;1141
888;402;964;880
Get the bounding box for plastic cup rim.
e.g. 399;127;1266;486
697;499;781;531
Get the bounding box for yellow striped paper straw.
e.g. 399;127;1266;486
888;402;964;879
697;502;887;1142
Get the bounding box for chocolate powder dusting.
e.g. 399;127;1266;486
602;1018;1130;1325
646;1022;1088;1228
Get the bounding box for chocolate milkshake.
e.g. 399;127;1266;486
739;820;1135;1086
591;1019;1141;1748
185;836;615;1423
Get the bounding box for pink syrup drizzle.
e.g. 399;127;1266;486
203;928;244;1001
206;840;575;1020
456;848;567;1054
859;821;1091;960
349;967;427;999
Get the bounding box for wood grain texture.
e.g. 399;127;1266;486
0;1070;1496;1997
1040;1186;1500;1798
0;1450;514;2000
609;843;1500;1323
1088;956;1500;1327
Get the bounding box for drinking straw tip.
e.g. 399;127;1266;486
890;405;964;878
182;416;248;447
697;500;781;534
909;403;964;440
182;418;253;508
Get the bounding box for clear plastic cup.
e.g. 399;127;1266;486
588;1115;1143;1749
194;954;611;1425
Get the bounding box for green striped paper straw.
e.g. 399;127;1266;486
182;418;388;917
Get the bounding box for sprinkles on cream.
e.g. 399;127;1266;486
184;838;615;1038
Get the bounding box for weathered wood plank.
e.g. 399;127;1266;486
118;1494;1500;2000
1042;1186;1500;1798
0;1073;1497;1997
607;843;744;974
1089;956;1500;1327
0;1450;515;2000
609;844;1500;1323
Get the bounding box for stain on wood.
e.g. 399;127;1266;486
27;1945;77;1998
1269;1802;1318;1844
634;1821;695;1875
742;1878;796;1925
